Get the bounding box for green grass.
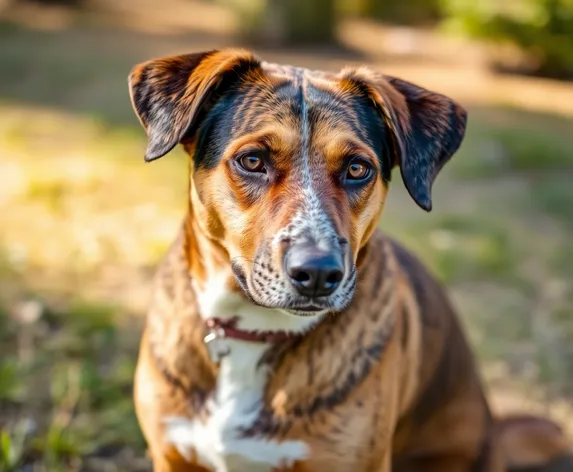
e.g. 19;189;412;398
532;178;573;229
451;108;573;179
1;18;573;471
413;214;518;283
0;299;146;471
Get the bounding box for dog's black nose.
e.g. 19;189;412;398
285;245;344;297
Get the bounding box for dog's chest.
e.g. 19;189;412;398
164;341;308;472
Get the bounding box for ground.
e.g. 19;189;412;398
0;2;572;470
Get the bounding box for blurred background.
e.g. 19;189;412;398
0;0;572;470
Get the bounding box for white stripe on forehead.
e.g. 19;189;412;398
299;69;312;187
272;71;338;248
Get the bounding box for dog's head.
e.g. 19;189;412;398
129;49;467;317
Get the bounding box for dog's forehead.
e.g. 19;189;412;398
252;61;384;152
243;61;374;133
259;62;344;106
261;61;338;82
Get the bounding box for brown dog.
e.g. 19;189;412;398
127;49;572;472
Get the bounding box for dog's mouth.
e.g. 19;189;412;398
282;304;332;316
231;262;258;302
288;305;323;312
231;261;341;316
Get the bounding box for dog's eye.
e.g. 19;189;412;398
346;161;371;181
239;154;266;173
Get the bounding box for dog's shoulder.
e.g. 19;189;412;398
382;233;462;338
380;232;486;418
384;235;449;315
379;232;493;463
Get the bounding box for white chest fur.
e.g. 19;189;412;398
164;277;316;472
164;340;308;472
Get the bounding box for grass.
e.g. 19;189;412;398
0;298;148;471
450;108;573;179
532;178;573;229
1;15;573;471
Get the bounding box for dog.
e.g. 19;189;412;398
127;49;573;472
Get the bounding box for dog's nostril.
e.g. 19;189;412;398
291;270;311;284
326;271;344;285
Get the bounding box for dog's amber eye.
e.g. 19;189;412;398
239;154;266;173
346;162;370;180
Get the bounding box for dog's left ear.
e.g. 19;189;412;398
342;68;468;211
128;49;262;162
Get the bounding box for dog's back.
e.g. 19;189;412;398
390;240;572;471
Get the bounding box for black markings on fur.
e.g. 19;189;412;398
148;333;208;412
241;312;395;439
400;305;409;349
388;77;467;211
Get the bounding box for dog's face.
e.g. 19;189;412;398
129;49;467;316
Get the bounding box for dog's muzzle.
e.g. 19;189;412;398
283;243;345;298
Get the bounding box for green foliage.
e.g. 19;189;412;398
222;0;336;45
365;0;442;25
440;0;573;78
0;358;25;403
1;430;22;471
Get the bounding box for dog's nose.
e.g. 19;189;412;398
285;244;344;297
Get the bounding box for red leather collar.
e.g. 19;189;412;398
205;317;299;344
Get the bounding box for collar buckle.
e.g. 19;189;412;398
203;327;231;363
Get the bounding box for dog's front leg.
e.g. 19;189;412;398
375;453;392;472
151;451;210;472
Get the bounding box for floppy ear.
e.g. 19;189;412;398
341;68;468;211
128;49;261;162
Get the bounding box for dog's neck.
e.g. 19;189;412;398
183;199;229;293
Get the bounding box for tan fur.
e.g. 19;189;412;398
497;416;572;469
127;49;571;471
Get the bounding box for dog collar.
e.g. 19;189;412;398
203;317;299;363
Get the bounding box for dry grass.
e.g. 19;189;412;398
0;6;572;470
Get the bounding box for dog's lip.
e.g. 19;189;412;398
235;278;332;314
231;262;340;313
287;304;326;312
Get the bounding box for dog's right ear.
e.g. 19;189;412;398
128;49;261;162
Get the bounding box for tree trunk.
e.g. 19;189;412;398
223;0;336;46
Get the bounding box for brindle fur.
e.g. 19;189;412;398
128;49;572;471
